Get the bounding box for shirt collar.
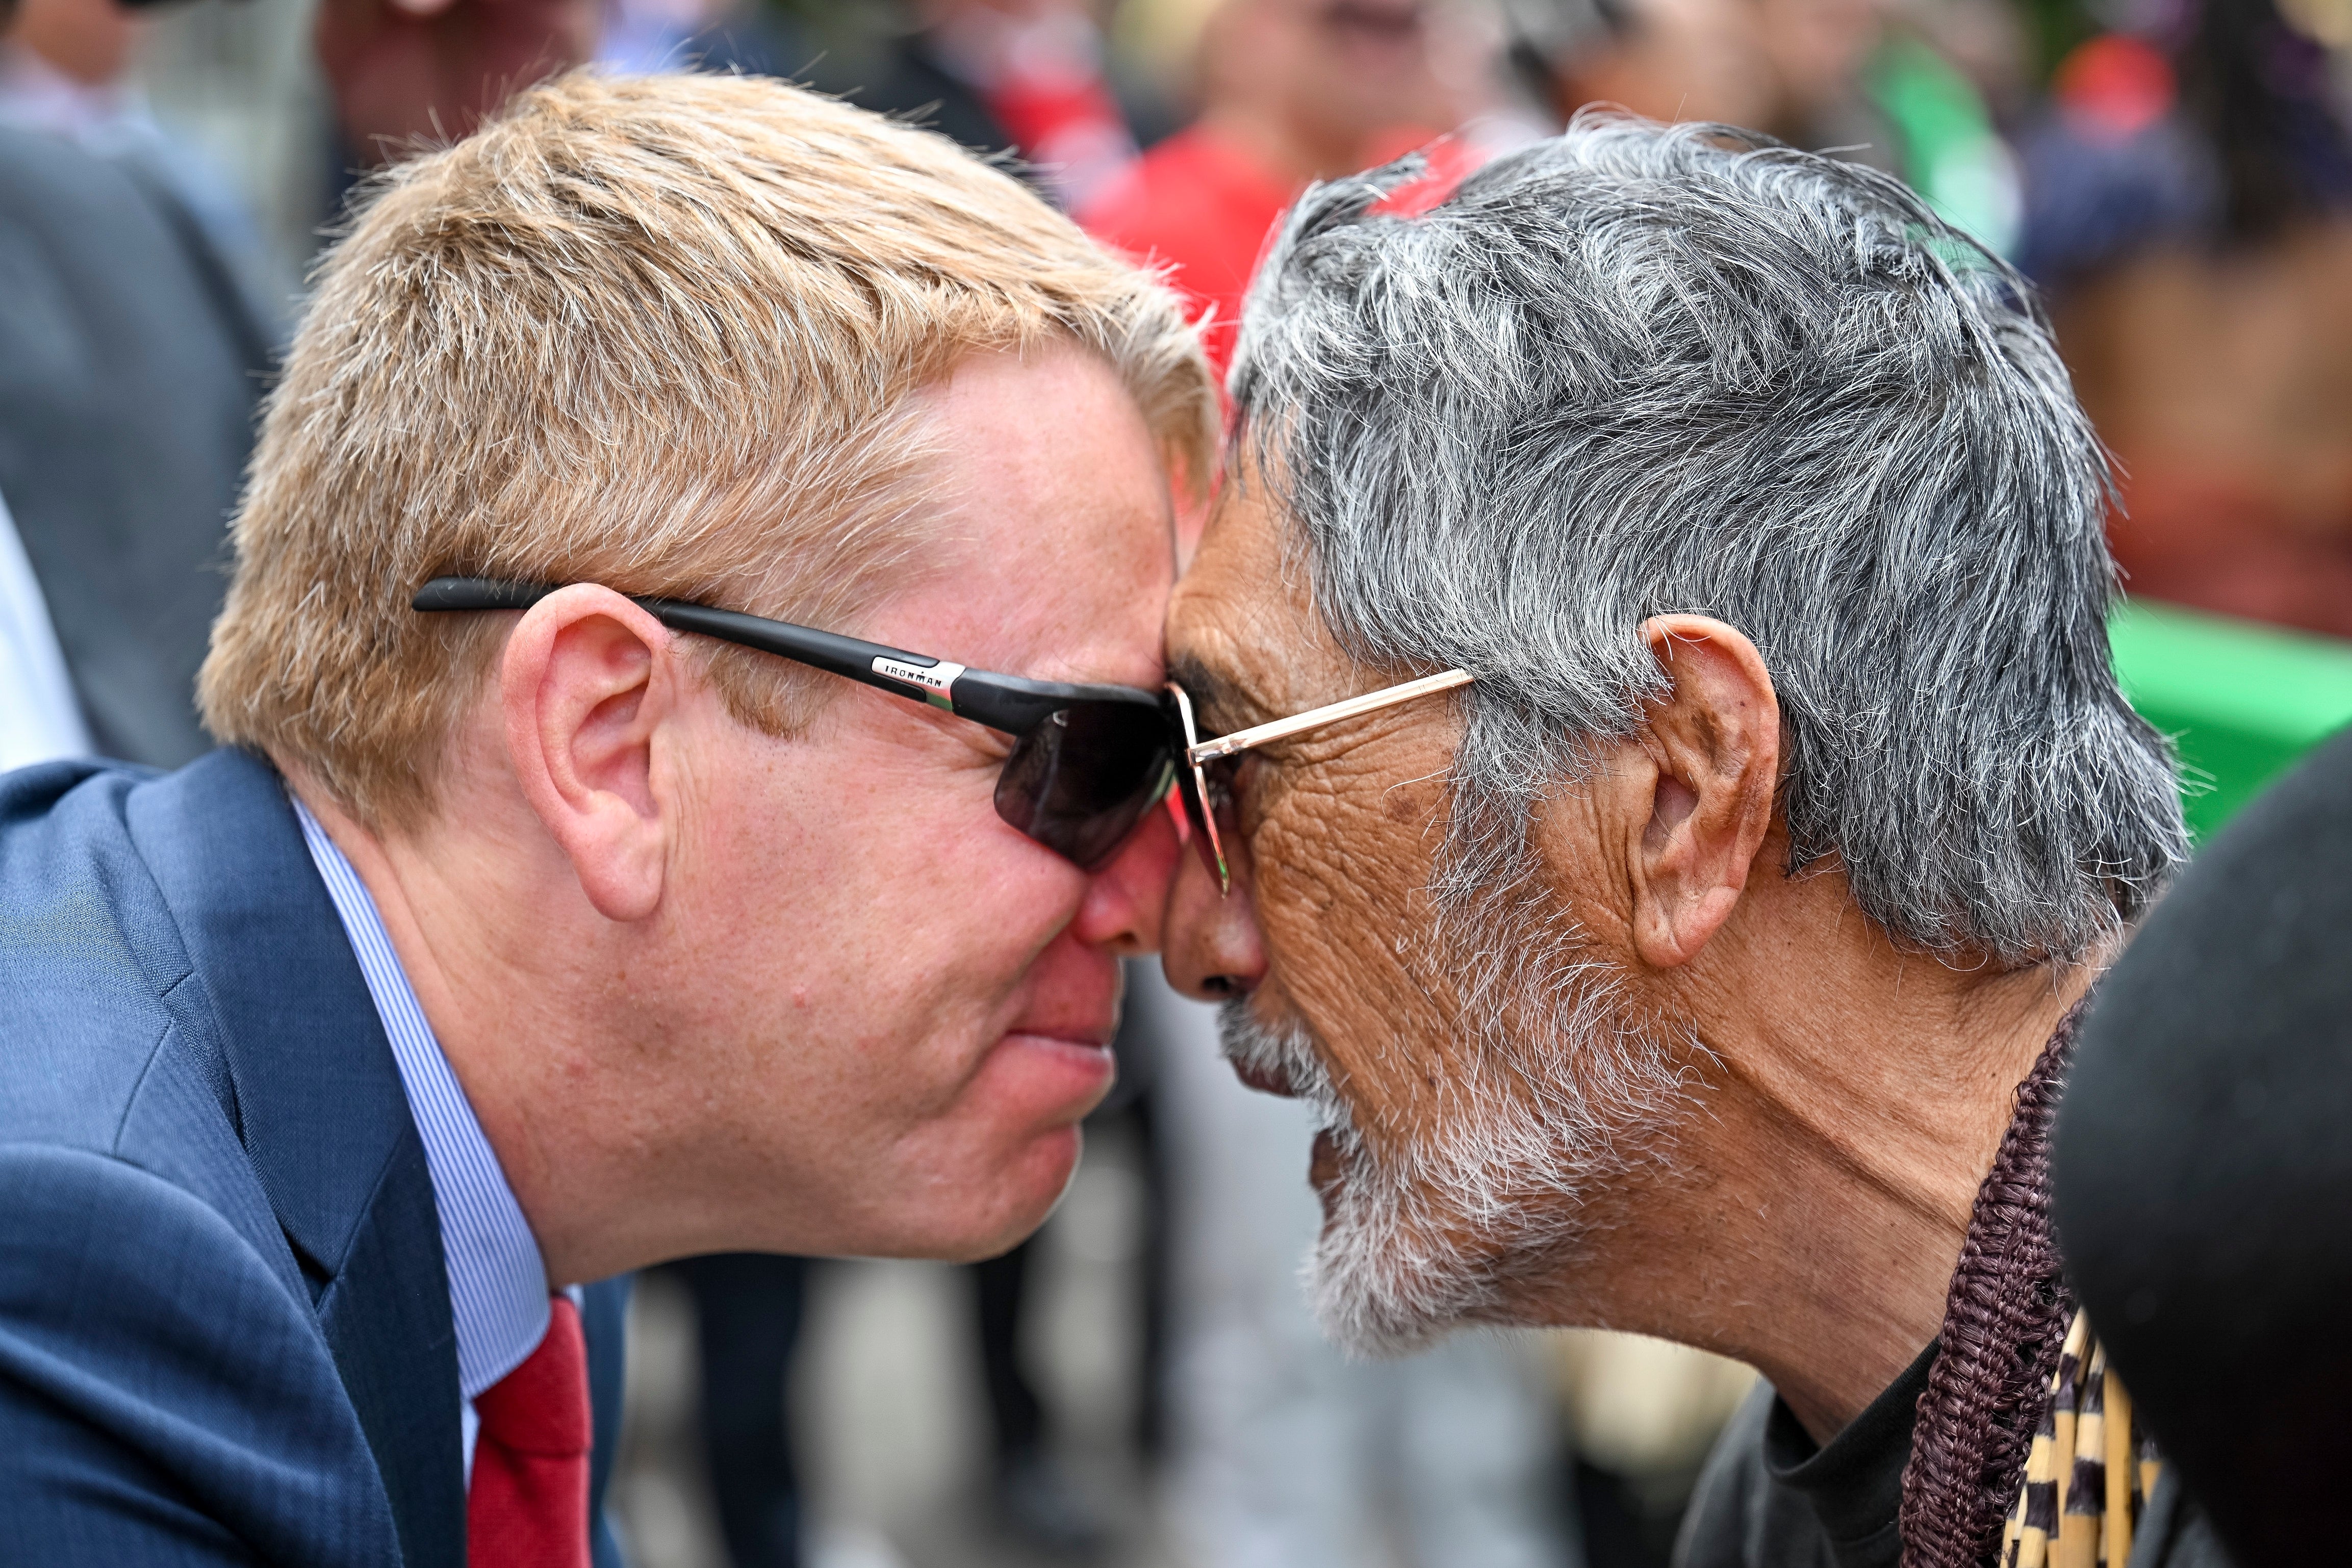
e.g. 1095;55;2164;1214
1762;1340;1938;1567
292;794;551;1400
0;485;92;770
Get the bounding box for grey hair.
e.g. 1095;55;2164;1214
1230;114;2186;968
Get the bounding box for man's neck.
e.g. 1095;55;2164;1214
285;766;627;1286
1558;883;2093;1443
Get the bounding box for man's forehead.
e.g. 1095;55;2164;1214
1167;485;1350;721
891;346;1176;687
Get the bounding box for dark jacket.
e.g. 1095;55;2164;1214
0;750;626;1564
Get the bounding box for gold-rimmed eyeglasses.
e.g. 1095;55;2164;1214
1166;669;1474;895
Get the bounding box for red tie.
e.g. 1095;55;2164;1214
468;1295;592;1568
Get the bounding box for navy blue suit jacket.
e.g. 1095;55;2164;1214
0;750;628;1565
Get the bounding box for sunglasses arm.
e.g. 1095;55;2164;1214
413;578;1151;737
414;575;975;706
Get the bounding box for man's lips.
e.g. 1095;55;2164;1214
1007;1026;1115;1051
1002;1023;1118;1066
1001;1027;1117;1072
1229;1058;1302;1097
993;1029;1119;1118
1310;1128;1342;1200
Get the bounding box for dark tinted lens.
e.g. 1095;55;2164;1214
994;701;1179;869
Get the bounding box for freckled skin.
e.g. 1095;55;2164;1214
1162;472;2098;1442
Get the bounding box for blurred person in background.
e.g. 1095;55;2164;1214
1160;118;2221;1568
0;0;285;304
827;0;1146;213
661;1250;816;1568
1502;0;1773;126
1514;0;2022;249
2017;0;2352;638
1;0;151;137
1082;0;1492;372
0;0;279;770
0;0;593;777
315;0;598;165
598;0;806;74
0;69;1213;1565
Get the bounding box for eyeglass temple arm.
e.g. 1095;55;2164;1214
1186;669;1474;764
413;577;1054;732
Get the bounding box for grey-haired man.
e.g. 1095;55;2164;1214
1158;118;2229;1567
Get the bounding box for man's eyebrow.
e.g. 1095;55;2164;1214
1166;653;1236;725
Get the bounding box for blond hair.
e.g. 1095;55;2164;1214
200;70;1215;829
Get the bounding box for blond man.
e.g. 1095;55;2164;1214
0;71;1212;1565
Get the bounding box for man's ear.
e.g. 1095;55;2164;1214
500;585;678;923
1621;614;1781;969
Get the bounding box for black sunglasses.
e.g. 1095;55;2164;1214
415;577;1193;871
413;578;1472;887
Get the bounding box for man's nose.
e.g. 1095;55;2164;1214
1160;817;1267;1001
1072;799;1182;957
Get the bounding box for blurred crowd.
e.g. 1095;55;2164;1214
2;0;2347;1565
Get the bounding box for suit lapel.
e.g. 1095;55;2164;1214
131;749;466;1568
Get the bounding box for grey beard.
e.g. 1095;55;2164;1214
1218;897;1699;1358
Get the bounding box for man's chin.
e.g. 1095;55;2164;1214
862;1122;1084;1263
981;1122;1084;1251
1302;1136;1498;1359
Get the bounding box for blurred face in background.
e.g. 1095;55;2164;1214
313;0;600;164
1549;0;1889;140
1555;0;1775;130
3;0;142;86
1203;0;1459;172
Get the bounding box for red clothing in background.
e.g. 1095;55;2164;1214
1082;126;1480;376
1080;127;1299;376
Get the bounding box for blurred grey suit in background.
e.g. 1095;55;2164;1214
0;121;279;765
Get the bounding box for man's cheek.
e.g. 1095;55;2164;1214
1254;792;1415;975
1257;829;1455;1134
1265;940;1454;1167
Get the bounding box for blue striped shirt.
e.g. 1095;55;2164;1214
293;796;553;1481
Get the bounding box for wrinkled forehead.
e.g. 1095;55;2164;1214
1166;476;1358;728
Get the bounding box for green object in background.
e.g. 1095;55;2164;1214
1864;37;2022;256
2109;599;2352;840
